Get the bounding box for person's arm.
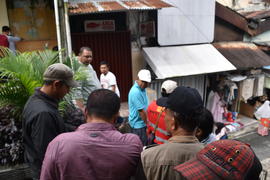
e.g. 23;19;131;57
111;85;116;92
72;72;85;111
75;99;85;112
139;109;147;124
8;36;21;42
146;107;153;135
92;69;101;89
109;73;117;92
31;112;60;173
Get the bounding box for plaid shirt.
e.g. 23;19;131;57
174;140;260;180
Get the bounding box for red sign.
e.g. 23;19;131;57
84;20;115;32
140;21;155;37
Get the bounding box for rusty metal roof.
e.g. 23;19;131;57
263;0;270;3
69;0;172;15
213;42;270;69
241;10;270;20
216;2;270;36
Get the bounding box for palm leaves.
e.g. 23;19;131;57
0;47;59;117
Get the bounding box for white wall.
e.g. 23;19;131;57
0;0;9;29
158;0;215;46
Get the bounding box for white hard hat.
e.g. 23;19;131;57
138;69;151;83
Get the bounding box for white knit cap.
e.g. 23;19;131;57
161;80;177;94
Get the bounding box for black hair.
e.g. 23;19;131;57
79;47;92;55
100;61;109;67
43;80;54;85
52;46;58;51
86;89;120;120
215;122;226;135
43;80;66;86
173;108;203;133
2;26;10;32
197;108;214;141
161;88;169;97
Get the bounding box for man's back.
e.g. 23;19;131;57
141;136;204;180
23;89;65;179
41;123;143;180
0;34;8;47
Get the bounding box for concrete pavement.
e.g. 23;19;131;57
232;115;270;180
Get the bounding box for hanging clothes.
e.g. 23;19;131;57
211;92;225;123
228;83;238;103
206;90;215;111
253;75;265;97
241;78;255;102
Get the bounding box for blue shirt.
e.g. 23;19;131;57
128;82;148;129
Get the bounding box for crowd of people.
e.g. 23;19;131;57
21;46;263;180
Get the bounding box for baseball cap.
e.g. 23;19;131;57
138;69;151;83
161;80;177;94
174;140;262;180
43;63;78;87
157;86;203;116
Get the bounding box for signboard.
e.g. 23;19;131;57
84;20;115;32
140;21;155;37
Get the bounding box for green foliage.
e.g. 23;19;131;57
0;47;59;118
0;47;87;119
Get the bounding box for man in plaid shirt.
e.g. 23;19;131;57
174;139;262;180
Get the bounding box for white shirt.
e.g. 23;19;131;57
100;71;120;97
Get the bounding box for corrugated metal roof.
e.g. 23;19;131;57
213;42;270;69
241;10;270;20
143;44;236;79
69;0;172;14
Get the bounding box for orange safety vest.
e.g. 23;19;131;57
147;101;171;144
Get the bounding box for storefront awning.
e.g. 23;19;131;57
143;44;236;79
213;42;270;69
69;0;172;15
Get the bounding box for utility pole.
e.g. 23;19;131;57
54;0;72;63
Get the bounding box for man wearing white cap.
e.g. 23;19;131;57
128;69;151;146
147;80;177;144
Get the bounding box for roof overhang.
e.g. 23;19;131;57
215;2;270;36
68;0;172;15
143;44;236;79
214;42;270;69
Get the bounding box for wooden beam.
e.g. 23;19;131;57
215;2;250;34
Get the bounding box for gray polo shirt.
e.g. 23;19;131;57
73;62;101;104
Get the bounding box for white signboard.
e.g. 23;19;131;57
158;0;215;46
84;20;115;32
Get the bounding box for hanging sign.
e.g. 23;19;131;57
84;20;115;32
